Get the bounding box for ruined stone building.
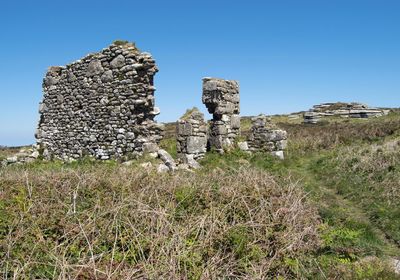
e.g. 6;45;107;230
247;115;287;159
176;78;288;163
36;42;164;160
202;78;241;153
176;108;208;166
32;41;287;166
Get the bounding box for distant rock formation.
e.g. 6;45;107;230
303;112;321;124
304;102;389;124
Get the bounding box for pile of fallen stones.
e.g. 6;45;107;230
1;145;40;167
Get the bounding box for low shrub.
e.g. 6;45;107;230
0;164;320;279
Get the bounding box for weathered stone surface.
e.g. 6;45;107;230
304;102;388;124
303;112;320;124
271;151;284;160
248;115;287;159
176;108;207;165
36;42;163;161
86;59;104;76
157;163;169;173
202;77;240;153
158;149;176;170
140;162;152;169
187;136;207;154
1;145;43;166
31;151;40;159
238;141;249;151
6;156;18;164
143;143;159;153
110;54;126;69
101;70;113;83
182;154;201;169
392;258;400;274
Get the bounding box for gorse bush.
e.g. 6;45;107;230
0;164;320;279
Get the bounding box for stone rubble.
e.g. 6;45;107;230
1;145;41;166
248;115;288;159
157;163;170;173
176;108;207;168
36;41;164;161
202;77;240;153
157;149;177;171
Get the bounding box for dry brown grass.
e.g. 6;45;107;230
0;164;320;279
0;146;25;161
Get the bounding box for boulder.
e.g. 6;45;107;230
158;149;176;170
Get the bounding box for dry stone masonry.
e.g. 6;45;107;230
248;115;288;159
176;108;207;167
3;44;291;168
36;42;164;160
202;77;241;153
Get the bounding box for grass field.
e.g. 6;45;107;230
1;111;400;279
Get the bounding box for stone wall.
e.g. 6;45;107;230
176;108;207;168
202;77;240;153
248;115;287;159
36;42;164;160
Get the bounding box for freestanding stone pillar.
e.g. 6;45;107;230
176;108;208;167
247;115;287;159
202;77;240;153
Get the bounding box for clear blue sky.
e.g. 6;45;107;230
1;0;399;146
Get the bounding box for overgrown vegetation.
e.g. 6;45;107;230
0;146;22;161
1;111;400;278
0;164;319;278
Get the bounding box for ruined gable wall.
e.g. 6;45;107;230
36;42;163;160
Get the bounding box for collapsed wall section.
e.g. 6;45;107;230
202;77;240;153
36;42;163;160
